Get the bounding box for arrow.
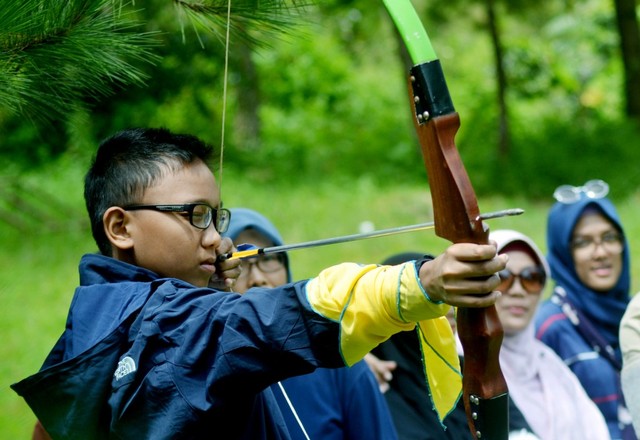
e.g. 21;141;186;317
217;208;523;262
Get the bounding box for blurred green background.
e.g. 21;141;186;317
2;0;640;436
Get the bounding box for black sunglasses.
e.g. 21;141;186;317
497;266;546;294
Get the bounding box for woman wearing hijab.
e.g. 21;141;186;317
534;180;635;439
492;229;608;440
224;208;398;440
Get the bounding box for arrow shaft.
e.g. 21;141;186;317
219;208;523;261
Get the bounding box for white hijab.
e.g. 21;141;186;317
492;229;609;440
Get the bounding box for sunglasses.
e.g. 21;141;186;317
497;266;546;294
553;179;609;204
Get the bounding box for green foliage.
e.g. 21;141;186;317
456;0;640;198
0;0;159;121
462;98;640;199
2;0;640;194
0;0;310;169
239;25;423;184
0;0;160;168
173;0;312;47
509;115;640;198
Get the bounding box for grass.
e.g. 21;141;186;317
2;161;639;437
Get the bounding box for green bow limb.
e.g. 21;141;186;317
382;0;438;63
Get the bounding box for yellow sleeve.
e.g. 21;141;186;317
305;261;461;423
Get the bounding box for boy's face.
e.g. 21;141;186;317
125;159;223;287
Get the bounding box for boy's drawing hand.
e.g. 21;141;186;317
210;238;241;291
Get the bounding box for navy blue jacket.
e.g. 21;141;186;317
273;361;397;439
13;254;344;439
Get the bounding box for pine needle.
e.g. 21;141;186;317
0;0;159;121
172;0;312;47
0;0;313;122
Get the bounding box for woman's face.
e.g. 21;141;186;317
495;250;545;335
232;229;288;293
571;212;623;292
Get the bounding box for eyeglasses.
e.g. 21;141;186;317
571;231;623;254
497;266;546;294
123;203;231;233
239;254;285;278
553;179;609;204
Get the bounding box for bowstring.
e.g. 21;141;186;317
217;0;232;211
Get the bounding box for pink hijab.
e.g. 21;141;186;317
491;229;608;440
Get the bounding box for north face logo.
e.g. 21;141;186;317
114;356;137;381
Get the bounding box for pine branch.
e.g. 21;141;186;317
0;0;159;122
0;0;311;123
172;0;312;47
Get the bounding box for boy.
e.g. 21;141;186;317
12;127;505;439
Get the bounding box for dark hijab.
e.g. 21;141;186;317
225;207;291;283
546;196;630;346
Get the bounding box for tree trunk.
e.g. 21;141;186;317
486;0;510;158
613;0;640;121
231;34;262;149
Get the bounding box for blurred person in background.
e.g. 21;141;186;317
620;291;640;437
224;207;398;440
492;229;608;440
535;180;635;439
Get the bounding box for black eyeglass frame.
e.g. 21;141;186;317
497;266;546;294
122;203;231;233
570;231;624;254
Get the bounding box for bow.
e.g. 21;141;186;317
382;2;509;439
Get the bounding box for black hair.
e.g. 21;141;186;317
84;128;214;255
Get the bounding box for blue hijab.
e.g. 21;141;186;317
225;208;292;282
546;196;630;346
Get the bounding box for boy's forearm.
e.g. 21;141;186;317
305;262;450;365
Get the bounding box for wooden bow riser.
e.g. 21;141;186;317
457;307;509;439
409;61;509;440
415;113;486;243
